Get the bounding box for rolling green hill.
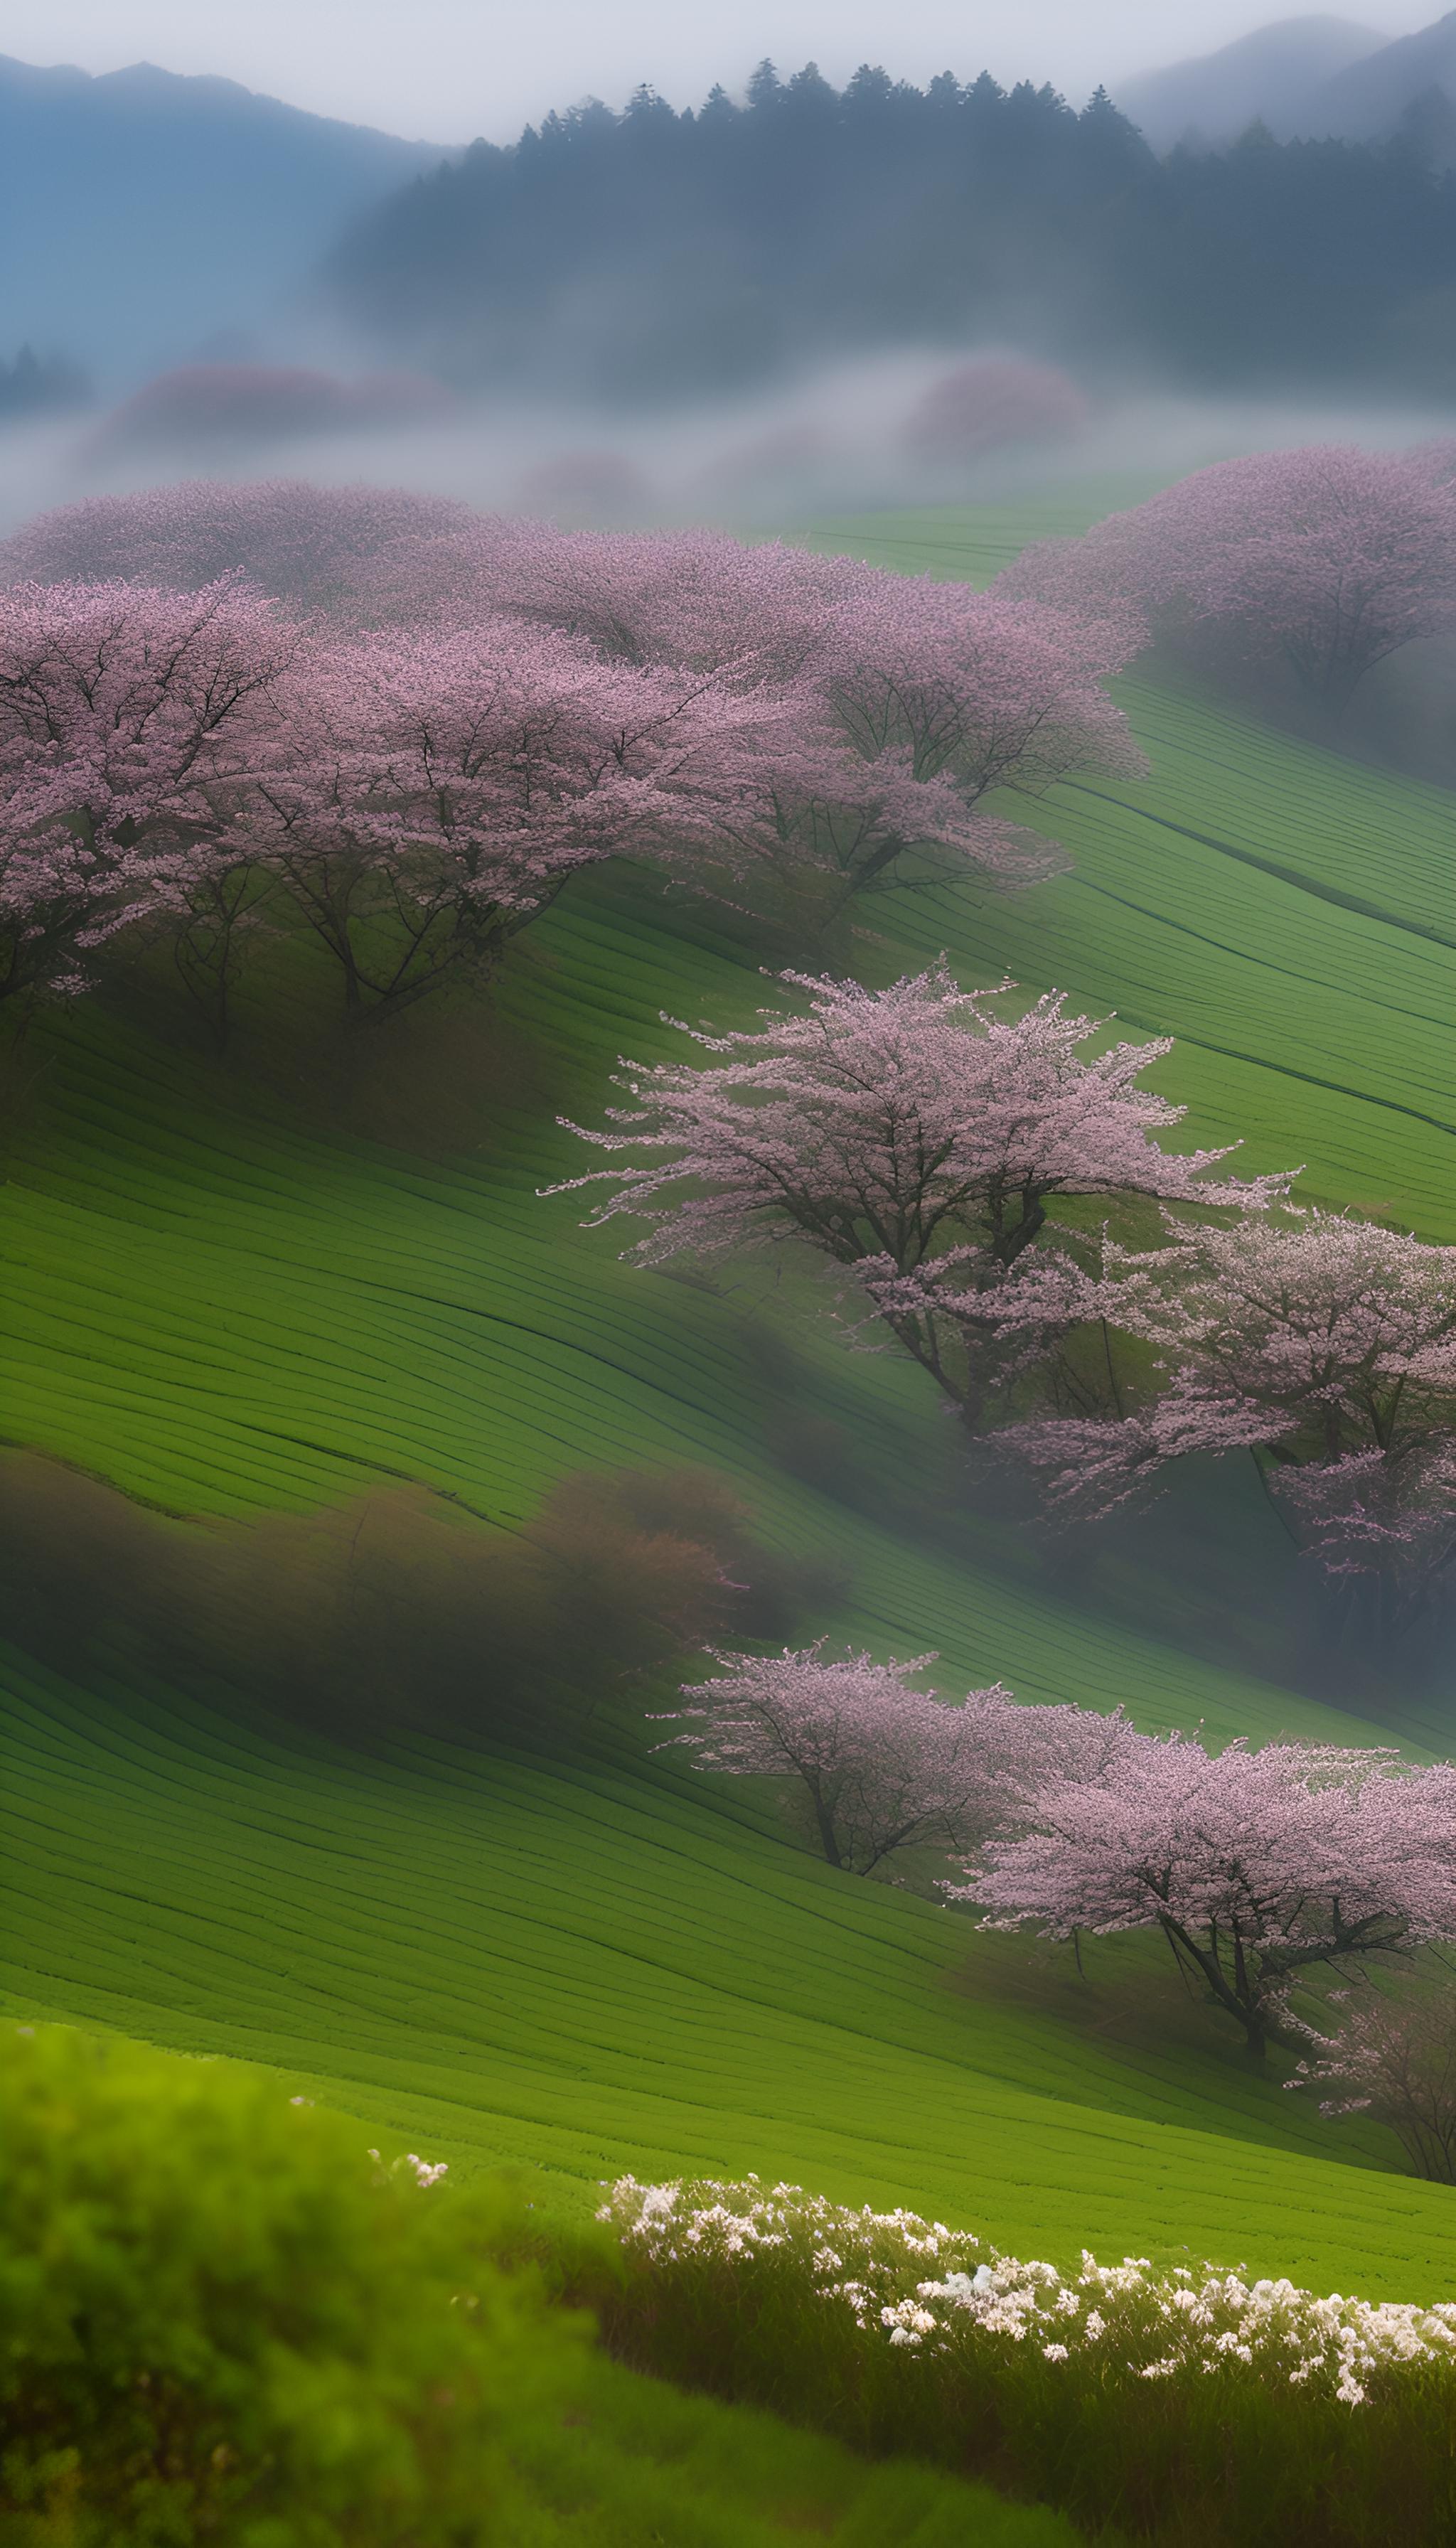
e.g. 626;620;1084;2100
5;495;1456;2315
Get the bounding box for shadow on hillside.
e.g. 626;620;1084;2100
945;1922;1405;2178
0;1449;838;1754
74;923;582;1165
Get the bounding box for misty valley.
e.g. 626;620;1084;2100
6;12;1456;2548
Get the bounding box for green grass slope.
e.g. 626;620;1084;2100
515;2348;1083;2546
4;495;1456;2298
11;1642;1456;2297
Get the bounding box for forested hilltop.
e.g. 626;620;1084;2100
328;64;1456;405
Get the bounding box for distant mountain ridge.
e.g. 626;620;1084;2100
0;55;448;384
1318;9;1456;134
1115;10;1456;151
1115;17;1382;149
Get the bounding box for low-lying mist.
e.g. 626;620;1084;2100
5;351;1456;541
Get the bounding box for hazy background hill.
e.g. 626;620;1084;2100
1114;16;1383;147
1115;9;1456;151
1318;9;1456;136
325;64;1456;407
0;56;444;385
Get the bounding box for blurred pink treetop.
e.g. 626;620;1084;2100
900;357;1089;469
1000;444;1456;713
0;481;474;609
1010;1209;1456;1623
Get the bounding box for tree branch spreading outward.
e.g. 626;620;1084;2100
550;960;1292;1423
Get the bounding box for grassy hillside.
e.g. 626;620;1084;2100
5;493;1456;2304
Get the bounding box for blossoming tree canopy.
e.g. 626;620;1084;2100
999;444;1456;713
0;481;476;607
351;524;872;673
1009;1211;1456;1612
0;488;1150;928
373;524;1142;801
956;1734;1456;2053
657;1644;1137;1874
241;617;788;1015
1286;1984;1456;2182
899;356;1090;468
553;962;1292;1419
821;577;1145;803
0;575;295;1002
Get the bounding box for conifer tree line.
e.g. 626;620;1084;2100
0;345;90;421
327;63;1456;402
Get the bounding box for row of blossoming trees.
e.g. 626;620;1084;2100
559;963;1456;1639
0;476;1141;1040
8;443;1452;1029
654;1647;1456;2093
557;955;1456;2123
9;452;1456;2137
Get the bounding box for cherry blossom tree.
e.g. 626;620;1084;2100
1010;1210;1456;1629
900;357;1088;472
658;1642;1135;1875
0;576;294;1017
349;527;1138;909
354;521;868;673
820;577;1144;810
956;1733;1456;2055
553;962;1290;1423
0;481;474;610
91;365;456;460
1275;1446;1456;1638
1286;1983;1456;2180
1001;446;1456;716
242;619;786;1019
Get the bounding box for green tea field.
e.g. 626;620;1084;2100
6;492;1456;2324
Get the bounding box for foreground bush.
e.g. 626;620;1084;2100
593;2175;1456;2546
0;2025;584;2545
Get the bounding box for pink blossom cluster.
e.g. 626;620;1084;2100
0;574;296;1007
599;2174;1456;2409
1010;1209;1456;1617
1000;444;1456;712
0;480;476;609
899;356;1090;469
669;1642;1456;2045
0;481;1145;1019
956;1730;1456;2052
657;1642;1136;1874
556;961;1290;1420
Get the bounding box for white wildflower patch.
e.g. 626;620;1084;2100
598;2174;1456;2412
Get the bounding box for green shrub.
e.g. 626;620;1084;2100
0;2025;585;2545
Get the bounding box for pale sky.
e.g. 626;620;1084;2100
0;0;1433;143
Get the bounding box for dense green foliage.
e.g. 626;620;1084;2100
0;2024;1076;2547
0;2023;581;2544
328;68;1456;401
